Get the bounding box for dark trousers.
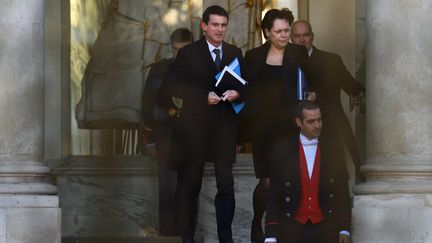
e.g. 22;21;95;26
278;221;339;243
156;123;178;236
176;113;237;243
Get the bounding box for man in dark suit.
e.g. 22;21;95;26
291;20;365;183
265;101;351;243
142;28;193;236
157;5;244;243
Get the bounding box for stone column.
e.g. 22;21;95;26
0;1;61;243
352;1;432;242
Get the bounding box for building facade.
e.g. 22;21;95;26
0;0;431;242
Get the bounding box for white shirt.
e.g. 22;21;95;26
206;40;223;62
308;47;314;57
299;133;318;178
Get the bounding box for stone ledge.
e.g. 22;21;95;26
0;161;51;174
354;194;432;208
361;162;432;175
52;154;255;176
0;183;57;194
0;195;59;208
354;181;432;195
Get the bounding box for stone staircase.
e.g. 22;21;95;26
62;236;204;243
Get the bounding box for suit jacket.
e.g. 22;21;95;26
265;136;352;239
308;47;364;123
158;37;244;116
241;42;311;142
157;37;244;169
307;47;365;173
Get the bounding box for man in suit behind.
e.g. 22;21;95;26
265;101;351;243
157;5;245;243
291;20;365;183
142;27;193;236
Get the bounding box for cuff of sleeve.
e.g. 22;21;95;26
264;237;277;243
145;143;156;148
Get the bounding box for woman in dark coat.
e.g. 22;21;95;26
243;8;313;243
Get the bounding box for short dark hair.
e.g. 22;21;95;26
202;5;229;24
261;8;294;39
293;101;320;121
170;28;193;43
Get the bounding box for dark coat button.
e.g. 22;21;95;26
329;178;335;183
286;212;291;217
329;194;334;198
328;209;333;214
285;197;291;202
285;181;291;187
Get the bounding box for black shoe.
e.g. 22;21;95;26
251;220;264;243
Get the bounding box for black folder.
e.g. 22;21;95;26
214;66;247;96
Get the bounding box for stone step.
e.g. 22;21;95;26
62;237;204;243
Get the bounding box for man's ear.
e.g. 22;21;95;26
295;117;302;128
200;21;207;32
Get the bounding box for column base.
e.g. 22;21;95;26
354;157;432;194
353;194;432;243
0;195;61;243
0;161;61;242
0;161;57;194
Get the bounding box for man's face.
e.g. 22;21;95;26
201;14;228;46
295;108;322;140
265;18;291;49
172;41;190;58
291;22;314;50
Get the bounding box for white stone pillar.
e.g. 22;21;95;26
0;1;61;242
352;0;432;242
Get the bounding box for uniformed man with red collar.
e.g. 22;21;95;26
265;101;351;243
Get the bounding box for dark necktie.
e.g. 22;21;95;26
213;49;221;70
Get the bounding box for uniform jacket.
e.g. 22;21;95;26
265;136;352;238
142;58;174;145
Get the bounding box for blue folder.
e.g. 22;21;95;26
297;67;309;100
215;57;246;114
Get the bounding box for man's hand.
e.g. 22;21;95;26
145;144;157;162
236;144;242;152
208;91;222;105
306;91;317;101
339;234;350;243
222;90;240;102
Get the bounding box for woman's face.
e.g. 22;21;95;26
266;18;291;49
